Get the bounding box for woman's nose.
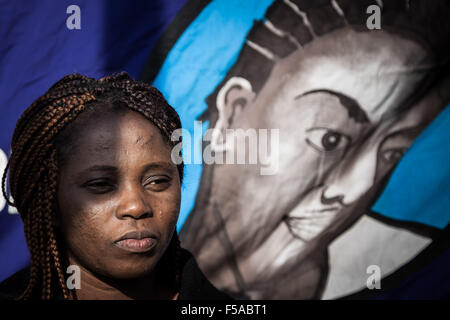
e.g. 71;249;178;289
115;183;152;220
321;145;379;206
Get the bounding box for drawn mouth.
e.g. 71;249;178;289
284;207;340;241
303;207;340;214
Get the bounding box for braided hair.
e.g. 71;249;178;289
205;0;450;116
1;72;184;300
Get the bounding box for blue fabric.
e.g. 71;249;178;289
373;105;450;229
0;0;188;282
153;0;275;231
374;246;450;299
1;0;448;300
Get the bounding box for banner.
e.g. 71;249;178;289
1;0;449;299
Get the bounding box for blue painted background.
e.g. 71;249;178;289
0;0;188;282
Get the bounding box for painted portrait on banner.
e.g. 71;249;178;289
1;0;449;299
143;0;450;299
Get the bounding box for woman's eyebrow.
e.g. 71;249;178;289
75;165;118;178
141;161;175;172
75;162;175;178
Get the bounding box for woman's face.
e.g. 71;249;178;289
56;108;181;279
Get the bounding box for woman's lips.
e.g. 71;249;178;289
114;237;157;253
114;230;158;253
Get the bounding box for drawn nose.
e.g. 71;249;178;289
322;146;378;206
320;188;345;205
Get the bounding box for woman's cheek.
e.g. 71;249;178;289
65;210;107;254
156;198;180;241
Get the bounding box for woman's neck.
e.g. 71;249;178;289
68;258;178;300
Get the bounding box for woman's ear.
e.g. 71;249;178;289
212;77;256;151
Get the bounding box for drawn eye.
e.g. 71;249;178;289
380;148;406;163
306;128;351;152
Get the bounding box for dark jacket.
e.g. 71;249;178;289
0;248;231;300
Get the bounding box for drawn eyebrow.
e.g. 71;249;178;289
294;89;370;124
378;126;422;149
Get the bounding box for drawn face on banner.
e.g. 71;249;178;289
184;25;448;298
212;28;428;247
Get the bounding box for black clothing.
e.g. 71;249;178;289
0;248;231;300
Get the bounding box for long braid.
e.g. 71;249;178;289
17;175;46;299
11;95;93;212
47;149;73;300
2;72;185;299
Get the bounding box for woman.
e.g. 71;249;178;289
0;72;230;300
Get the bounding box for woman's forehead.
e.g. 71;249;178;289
63;110;171;165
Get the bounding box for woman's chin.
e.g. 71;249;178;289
107;264;157;280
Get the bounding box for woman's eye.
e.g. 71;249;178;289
305;128;350;152
144;176;171;191
84;180;114;193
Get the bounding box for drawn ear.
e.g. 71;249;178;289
215;76;255;128
211;77;256;152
